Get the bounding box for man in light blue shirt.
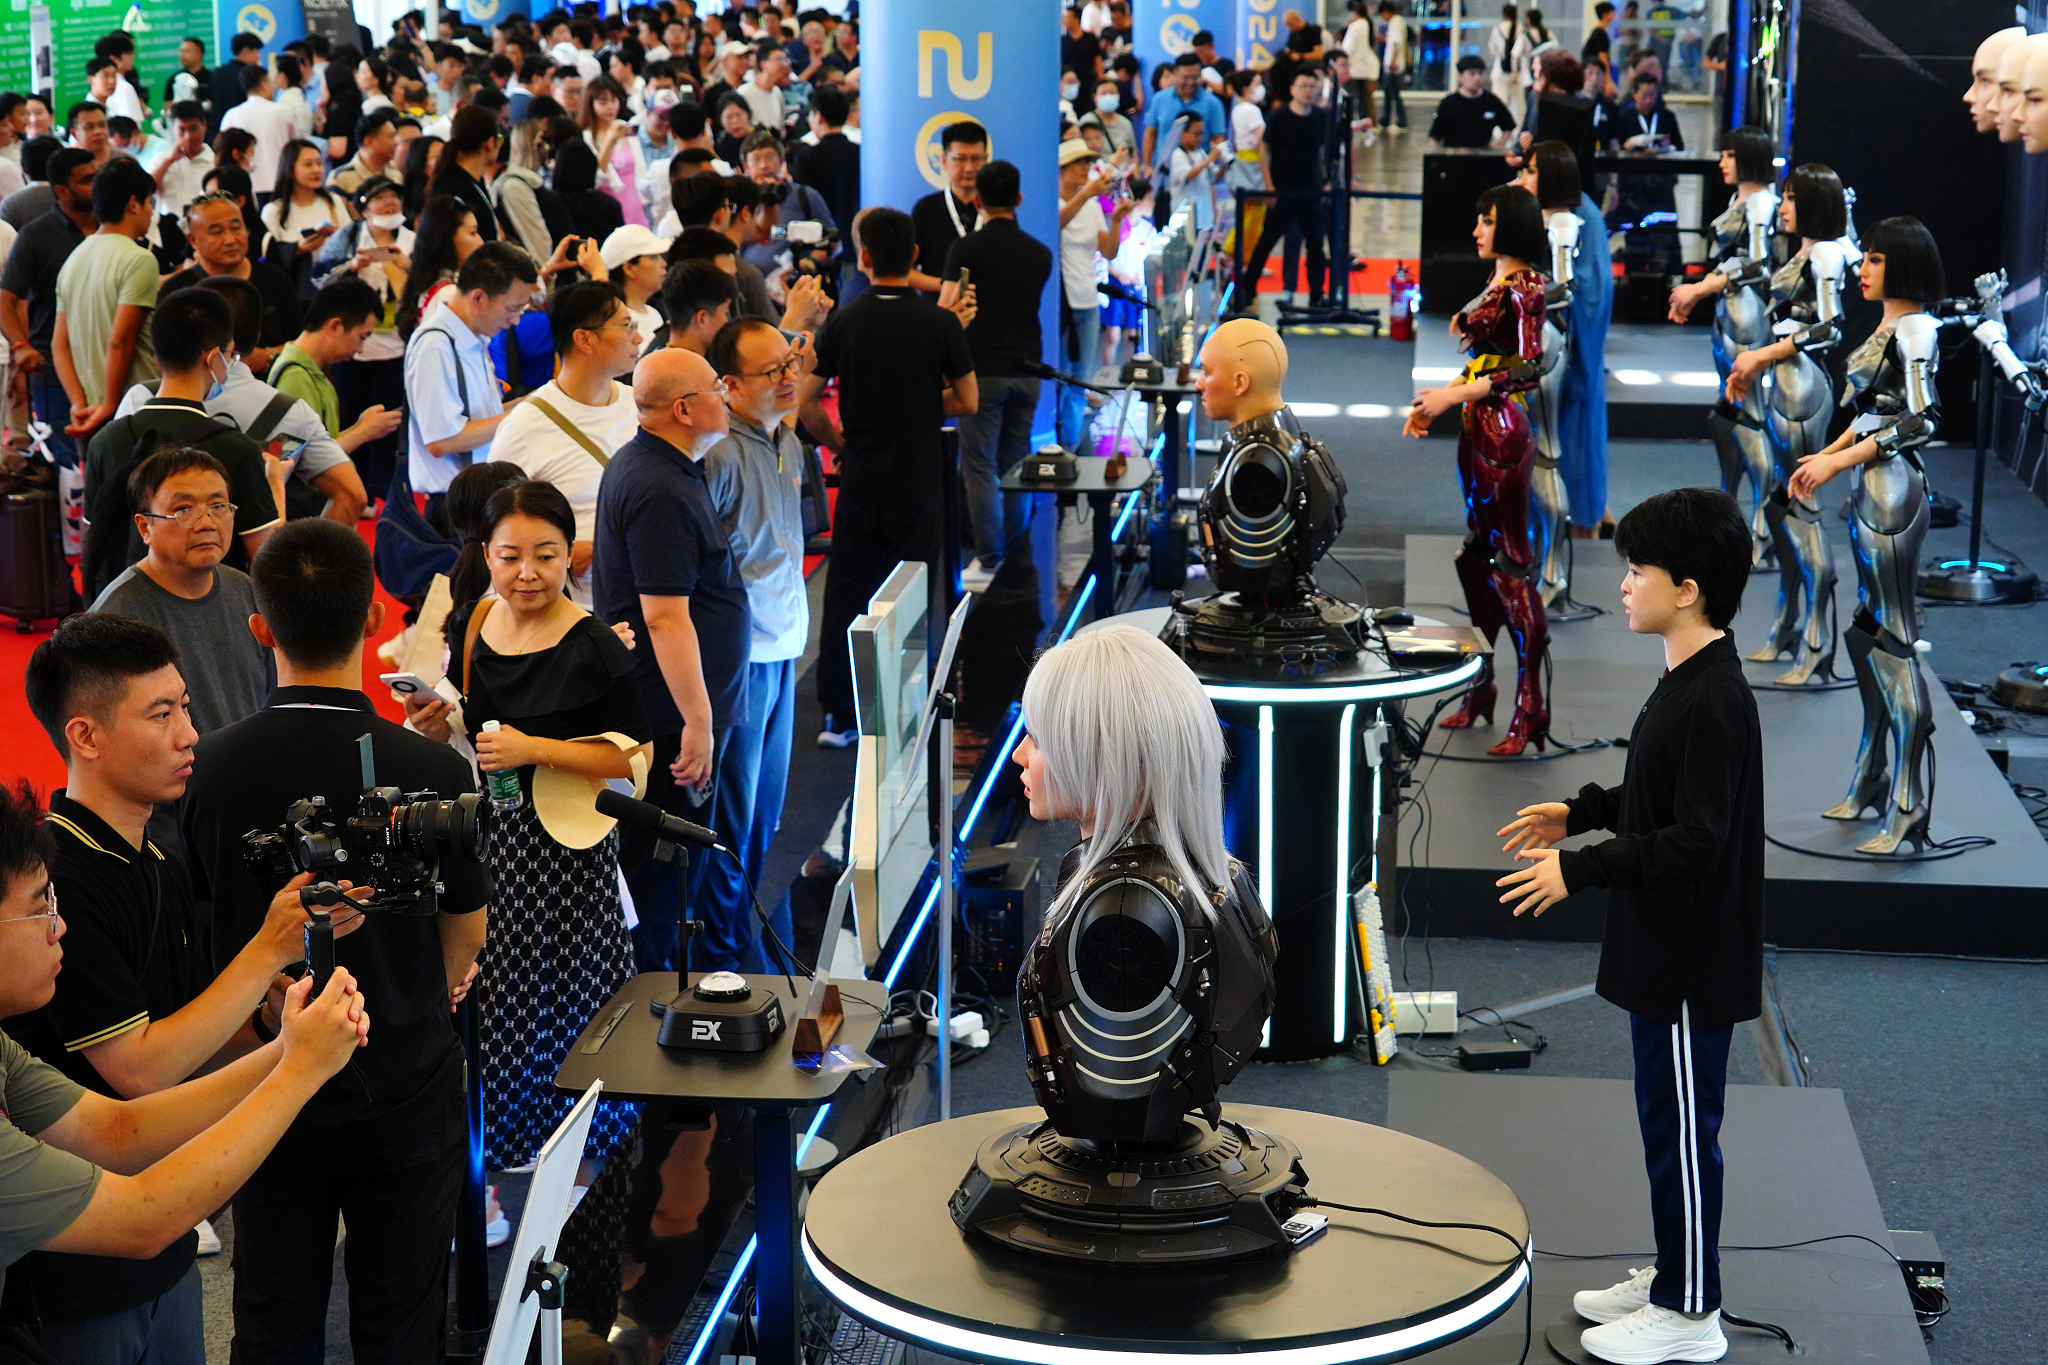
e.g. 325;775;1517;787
402;242;536;508
702;318;808;974
1141;53;1229;170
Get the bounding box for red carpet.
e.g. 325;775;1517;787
0;520;413;798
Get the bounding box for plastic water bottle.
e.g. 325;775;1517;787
480;722;523;813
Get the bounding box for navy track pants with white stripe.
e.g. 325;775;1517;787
1631;1003;1733;1314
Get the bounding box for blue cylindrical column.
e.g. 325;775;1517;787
861;4;1061;430
1230;0;1289;70
1134;0;1239;73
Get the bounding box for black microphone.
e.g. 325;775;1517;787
595;789;723;850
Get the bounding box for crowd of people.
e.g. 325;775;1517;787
0;3;1422;1363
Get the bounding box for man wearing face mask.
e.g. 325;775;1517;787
80;288;286;601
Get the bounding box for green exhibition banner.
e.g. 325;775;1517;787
29;0;222;116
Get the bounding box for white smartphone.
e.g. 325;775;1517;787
379;671;438;697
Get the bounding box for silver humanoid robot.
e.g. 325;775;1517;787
1752;236;1852;684
1829;309;1939;853
1525;211;1580;607
1706;186;1782;563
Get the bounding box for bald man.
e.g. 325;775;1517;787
1967;26;2025;132
1194;318;1291;427
1993;33;2048;142
594;346;753;972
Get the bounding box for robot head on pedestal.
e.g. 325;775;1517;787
1013;626;1277;1143
1994;33;2048;144
1968;27;2026;133
1191;320;1349;604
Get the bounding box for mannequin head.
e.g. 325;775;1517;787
1969;26;2026;132
1994;33;2048;142
2022;43;2048;152
1016;624;1228;914
1858;217;1945;305
1779;163;1845;243
1195;318;1289;425
1716;124;1775;188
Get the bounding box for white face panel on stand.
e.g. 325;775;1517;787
481;1081;604;1365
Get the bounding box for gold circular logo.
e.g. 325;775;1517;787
914;110;989;192
237;5;277;44
1162;14;1201;55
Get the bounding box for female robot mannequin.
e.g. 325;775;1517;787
1785;218;1944;855
1725;163;1853;686
1516;140;1610;605
1404;185;1553;755
1668;125;1780;563
1012;625;1276;1135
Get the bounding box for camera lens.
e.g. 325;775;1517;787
393;793;486;862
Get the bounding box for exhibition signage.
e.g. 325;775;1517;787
1233;0;1286;70
219;0;308;69
28;0;212;115
458;0;531;27
1135;0;1236;73
861;1;1059;390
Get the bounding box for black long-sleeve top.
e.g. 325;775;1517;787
1557;634;1764;1026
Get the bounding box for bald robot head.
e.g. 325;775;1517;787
1995;33;2048;142
2022;44;2048;152
633;346;729;454
1195;318;1290;426
1969;26;2026;131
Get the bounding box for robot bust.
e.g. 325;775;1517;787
949;626;1310;1264
1172;320;1360;658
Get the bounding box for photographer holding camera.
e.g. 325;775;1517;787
9;613;367;1365
181;519;490;1365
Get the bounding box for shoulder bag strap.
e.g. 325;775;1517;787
525;396;611;467
416;326;472;417
460;596;495;698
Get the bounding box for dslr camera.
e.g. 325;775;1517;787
242;786;486;917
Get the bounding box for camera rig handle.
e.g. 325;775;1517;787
298;887;338;998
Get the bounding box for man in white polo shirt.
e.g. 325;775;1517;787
401;241;533;523
488;280;641;598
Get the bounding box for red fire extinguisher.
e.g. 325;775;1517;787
1387;261;1418;341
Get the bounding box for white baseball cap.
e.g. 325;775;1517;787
601;224;671;271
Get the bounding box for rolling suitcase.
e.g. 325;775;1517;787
0;488;77;631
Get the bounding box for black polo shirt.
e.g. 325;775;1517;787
180;687;491;1134
911;189;976;295
1558;635;1764;1028
591;428;752;735
1430;90;1518;148
0;207;87;373
162;260;304;350
4;792;205;1321
942;216;1052;378
812;285;973;506
1264;105;1329;195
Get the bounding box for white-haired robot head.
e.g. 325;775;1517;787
950;628;1307;1265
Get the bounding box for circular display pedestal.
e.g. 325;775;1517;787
805;1104;1529;1365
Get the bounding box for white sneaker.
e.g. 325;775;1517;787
194;1219;223;1256
1580;1305;1726;1364
961;557;1000;594
1573;1265;1655;1323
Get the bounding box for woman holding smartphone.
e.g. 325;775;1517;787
262;139;354;298
313;175;414;496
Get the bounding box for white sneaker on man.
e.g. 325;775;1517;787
1573;1265;1655;1324
961;558;1000;594
195;1219;223;1256
1579;1304;1727;1364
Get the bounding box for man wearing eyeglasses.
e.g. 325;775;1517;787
701;318;807;972
7;612;370;1365
88;448;274;736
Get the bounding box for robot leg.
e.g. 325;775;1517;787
1442;537;1503;728
1858;631;1935;856
1486;554;1551;756
1774;490;1839;686
1529;456;1570;607
1822;612;1890;820
1747;488;1805;662
1734;392;1777;565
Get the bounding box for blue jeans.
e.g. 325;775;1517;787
1057;306;1101;451
29;377;78;469
37;1264;203;1365
699;659;797;973
956;375;1042;564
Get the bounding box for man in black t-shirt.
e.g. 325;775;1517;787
908;120;986;296
1061;8;1103;85
11;613;365;1365
181;520;488;1365
161;193;304;375
1431;55;1518;147
799;206;976;745
0;150;96;495
1229;68;1330;313
942;160;1052;586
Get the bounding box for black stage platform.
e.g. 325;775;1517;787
1414;323;1718;440
1396;534;2048;956
1387;1073;1928;1365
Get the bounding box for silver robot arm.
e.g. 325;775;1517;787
1970;314;2046;408
1744;187;1777;263
1547;212;1582;304
1874;313;1938;457
1780;240;1847;354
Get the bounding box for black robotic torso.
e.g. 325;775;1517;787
1197;406;1348;603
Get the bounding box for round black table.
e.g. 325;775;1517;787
804;1104;1529;1364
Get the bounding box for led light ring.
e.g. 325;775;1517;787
803;1230;1529;1365
1201;654;1486;705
